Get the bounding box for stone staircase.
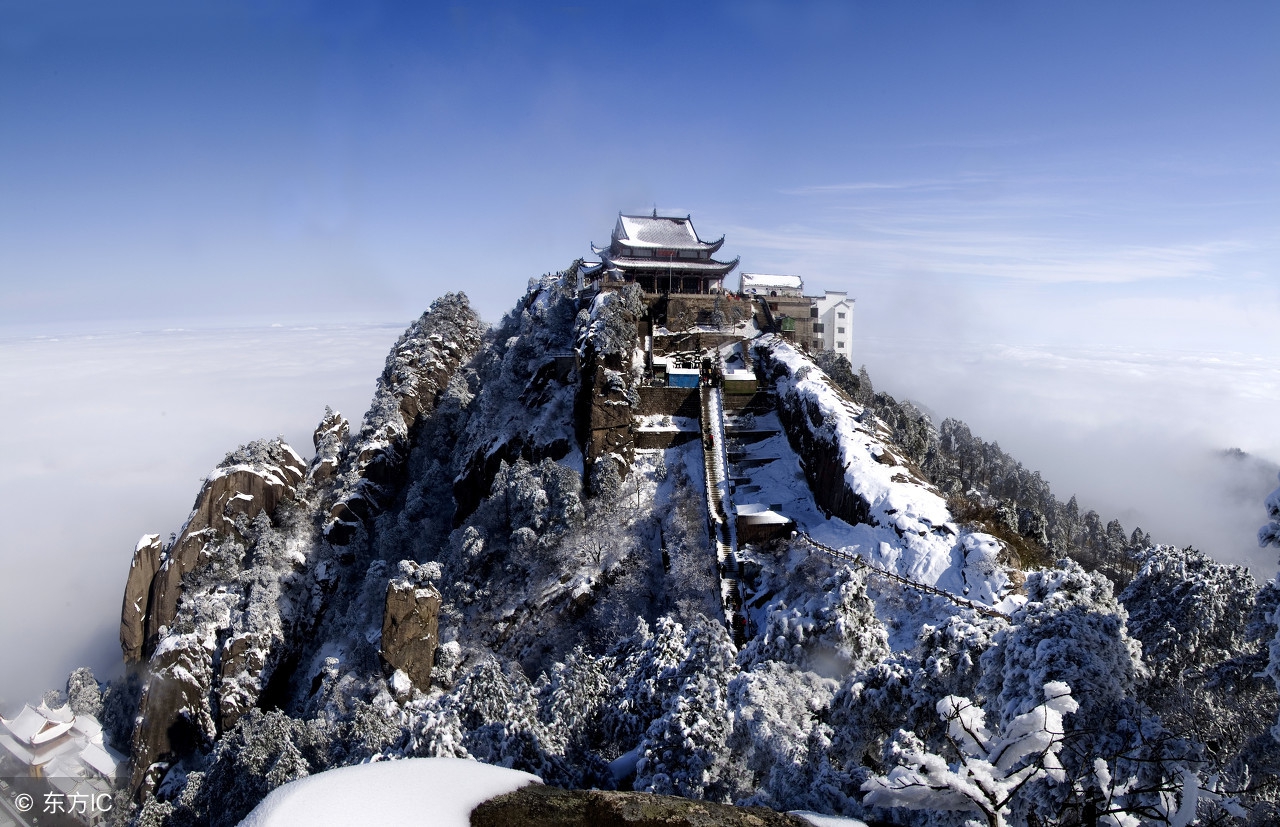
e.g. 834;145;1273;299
699;375;746;645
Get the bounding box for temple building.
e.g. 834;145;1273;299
0;701;122;825
590;212;739;294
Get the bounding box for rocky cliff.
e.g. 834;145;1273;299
120;440;307;665
576;284;644;492
119;294;484;799
326;293;484;544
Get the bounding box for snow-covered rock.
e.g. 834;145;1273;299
91;277;1280;827
326;293;483;544
238;757;540;827
132;438;307;661
120;533;164;662
753;335;1010;604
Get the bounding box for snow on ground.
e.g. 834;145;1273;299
728;411;968;648
790;812;870;827
753;336;1011;607
635;414;699;433
237;757;540;827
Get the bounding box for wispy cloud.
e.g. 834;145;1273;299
729;218;1251;285
729;164;1272;288
780;177;987;196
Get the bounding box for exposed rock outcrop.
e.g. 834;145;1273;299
129;634;215;795
326;293;483;544
380;561;442;690
120;534;163;662
121;439;317;802
576;284;644;490
308;406;349;486
120;441;307;663
470;785;809;827
216;630;273;732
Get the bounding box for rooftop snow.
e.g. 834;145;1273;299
740;273;804;291
2;705;50;744
79;742;121;779
616;214;716;248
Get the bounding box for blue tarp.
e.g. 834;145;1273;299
668;373;700;388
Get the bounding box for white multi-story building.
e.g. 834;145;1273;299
808;290;855;359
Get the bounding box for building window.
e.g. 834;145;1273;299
837;327;845;334
836;341;845;349
810;307;819;317
837;311;846;319
813;339;824;349
812;323;824;333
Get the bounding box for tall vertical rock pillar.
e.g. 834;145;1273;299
380;561;443;690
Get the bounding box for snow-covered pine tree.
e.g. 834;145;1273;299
724;661;840;811
535;644;616;785
634;617;739;801
862;680;1078;827
448;657;562;780
979;561;1208;825
739;565;888;679
66;666;103;717
600;616;690;753
1120;544;1271;769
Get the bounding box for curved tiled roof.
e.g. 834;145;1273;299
614;214;724;251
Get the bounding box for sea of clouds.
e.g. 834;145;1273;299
861;338;1280;575
1;322;1276;710
0;324;403;708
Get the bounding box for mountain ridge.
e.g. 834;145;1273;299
19;270;1278;826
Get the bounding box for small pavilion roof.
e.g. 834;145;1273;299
613;214;725;252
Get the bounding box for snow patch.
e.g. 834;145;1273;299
237;757;541;827
790;813;870;827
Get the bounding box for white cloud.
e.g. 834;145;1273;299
858;338;1280;576
0;324;401;708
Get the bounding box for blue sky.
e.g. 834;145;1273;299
3;1;1278;346
2;1;1280;705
